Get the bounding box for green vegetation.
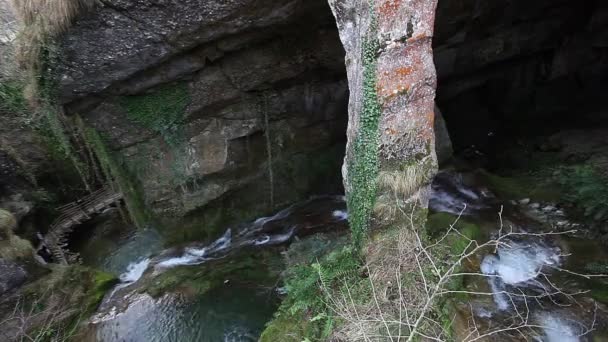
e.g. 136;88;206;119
82;124;150;228
477;169;561;202
119;82;191;189
585;262;608;275
12;265;116;341
262;245;363;341
142;250;282;298
346;14;381;247
119;83;190;149
555;164;608;218
0;81;28;114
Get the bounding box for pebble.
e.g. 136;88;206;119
530;203;540;209
542;205;556;212
519;198;531;205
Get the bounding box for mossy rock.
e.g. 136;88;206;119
426;212;483;244
119;82;190;149
142;249;282;298
476;169;562;202
259;312;316;342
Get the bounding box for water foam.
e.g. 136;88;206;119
538;313;580;342
481;239;561;310
332;210;348;221
119;258;150;283
481;241;561;285
156;229;232;268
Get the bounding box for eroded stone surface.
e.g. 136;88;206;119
57;0;349;223
329;0;439;202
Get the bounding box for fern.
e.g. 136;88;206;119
283;247;360;315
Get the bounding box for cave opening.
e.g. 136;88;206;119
433;0;608;172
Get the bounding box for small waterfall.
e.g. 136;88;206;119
429;171;492;215
480;239;562;311
120;258;151;283
155;229;233;269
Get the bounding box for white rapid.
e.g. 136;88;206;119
428;170;605;340
88;195;348;342
156;229;233;269
480;239;562;311
154;195;347;270
429;171;492;215
119;258;151;283
99;195;348;305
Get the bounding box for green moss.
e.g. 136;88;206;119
119;83;189;149
82;124;151;228
259;312;317;342
142;249;281;298
118;83;192;188
0;81;28;114
347;13;381;247
477;169;562;202
88;270;118;310
587;279;608;304
426;212;485;333
427;212;483;256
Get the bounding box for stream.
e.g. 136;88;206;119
80;196;348;342
78;171;608;341
431;170;608;341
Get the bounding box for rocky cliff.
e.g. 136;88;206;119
52;0;350;238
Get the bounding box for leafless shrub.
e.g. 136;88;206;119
0;286;85;342
320;202;603;341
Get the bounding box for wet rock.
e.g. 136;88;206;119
519;198;531;205
530;203;540;209
0;258;27;295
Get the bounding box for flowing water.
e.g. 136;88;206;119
81;196;348;342
79;171;608;341
430;170;608;341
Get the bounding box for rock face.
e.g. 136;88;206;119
0;258;27;295
329;0;439;238
54;0;349;235
433;0;608;152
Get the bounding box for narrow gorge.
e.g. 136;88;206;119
1;0;607;341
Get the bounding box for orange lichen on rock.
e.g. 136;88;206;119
378;0;403;18
376;42;431;105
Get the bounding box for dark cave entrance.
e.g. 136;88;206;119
433;0;608;171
